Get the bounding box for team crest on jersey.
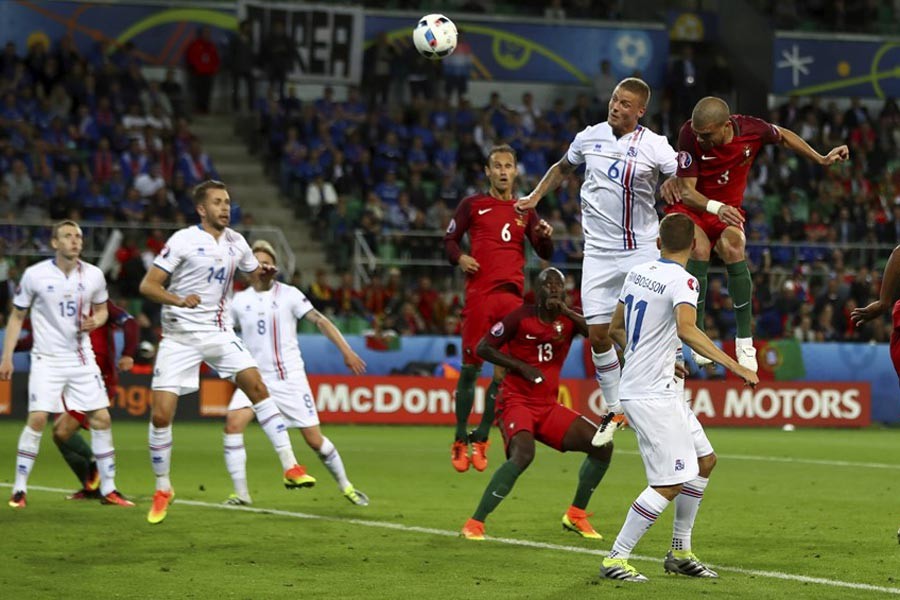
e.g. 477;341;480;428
740;144;754;166
675;459;685;471
245;304;251;311
490;322;504;337
743;145;751;158
593;143;603;151
553;321;564;339
687;278;697;291
47;285;55;292
77;283;85;291
627;146;638;157
228;246;236;256
677;151;692;169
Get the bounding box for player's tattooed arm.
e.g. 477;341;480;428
778;126;849;166
476;339;543;384
303;309;367;374
516;156;576;211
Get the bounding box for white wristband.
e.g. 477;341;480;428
705;200;724;215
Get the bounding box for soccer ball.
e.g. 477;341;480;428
413;14;458;60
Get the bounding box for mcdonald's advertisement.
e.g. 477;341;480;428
0;374;870;428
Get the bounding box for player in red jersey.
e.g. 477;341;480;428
458;267;614;540
662;96;849;371
14;300;138;499
444;144;554;473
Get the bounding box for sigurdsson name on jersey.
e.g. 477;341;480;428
626;271;667;295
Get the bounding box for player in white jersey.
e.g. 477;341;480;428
0;220;133;508
596;214;757;583
223;241;369;506
139;180;307;524
517;77;678;418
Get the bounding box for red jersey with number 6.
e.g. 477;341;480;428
482;305;576;403
675;115;781;208
444;194;554;297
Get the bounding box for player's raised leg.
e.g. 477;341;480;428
561;416;612;540
235;367;313;489
299;425;368;506
717;228;757;371
223;406;254;505
451;363;478;472
461;429;534;540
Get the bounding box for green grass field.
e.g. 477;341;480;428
1;421;898;599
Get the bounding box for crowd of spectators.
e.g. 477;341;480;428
758;0;899;33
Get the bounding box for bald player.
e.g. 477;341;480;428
661;97;849;371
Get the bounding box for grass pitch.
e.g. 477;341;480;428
1;422;898;599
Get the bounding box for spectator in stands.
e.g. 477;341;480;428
185;26;220;114
260;20;297;99
228;19;256;112
160;68;185;117
4;159;32;206
178;138;218;186
306;172;338;229
134;162;165;199
434;342;462;379
592;59;617;117
308;268;335;313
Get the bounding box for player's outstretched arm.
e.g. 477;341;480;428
678;176;744;227
139;266;200;308
476;338;543;384
778;126;849;166
0;306;27;380
515;156;576;211
675;304;758;386
303;309;367;375
852;245;900;325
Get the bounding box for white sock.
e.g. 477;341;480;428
149;424;173;492
224;432;249;499
592;347;621;410
609;486;671;559
736;337;753;348
317;436;351;490
672;476;709;552
91;428;117;496
14;426;42;493
252;399;297;470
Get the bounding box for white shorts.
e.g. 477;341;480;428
152;330;258;396
621;394;714;486
28;355;109;414
582;247;660;325
229;371;319;428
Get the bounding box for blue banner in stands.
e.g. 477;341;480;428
365;14;669;87
773;33;900;98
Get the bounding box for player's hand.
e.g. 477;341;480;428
851;300;886;326
534;219;553;238
515;192;540;211
736;367;759;388
179;294;201;308
519;364;544;385
79;315;99;331
545;298;568;314
659;177;681;205
259;263;279;278
117;355;134;372
345;351;366;375
716;204;745;226
458;254;480;274
674;361;688;380
821;145;849;165
0;357;13;380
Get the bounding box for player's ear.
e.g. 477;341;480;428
691;238;697;251
656;237;661;250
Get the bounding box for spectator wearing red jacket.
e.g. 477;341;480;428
185;27;220;114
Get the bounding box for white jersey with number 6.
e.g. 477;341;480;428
566;123;677;252
152;225;258;334
618;259;698;399
12;259;108;364
230;282;314;380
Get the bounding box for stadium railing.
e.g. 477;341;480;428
1;220;297;279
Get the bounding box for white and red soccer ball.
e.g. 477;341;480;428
413;14;458;60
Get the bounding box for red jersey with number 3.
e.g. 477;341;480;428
444;194;553;297
676;115;781;208
483;305;576;403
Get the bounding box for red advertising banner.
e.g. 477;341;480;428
306;376;871;428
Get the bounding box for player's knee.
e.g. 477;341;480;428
589;329;612;353
27;412;48;432
224;411;249;434
509;445;535;470
590;440;613;461
244;378;269;402
89;410;111;430
698;452;717;476
151;411;173;428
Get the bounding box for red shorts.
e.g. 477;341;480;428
461;289;523;365
890;300;900;382
497;394;581;454
666;202;744;247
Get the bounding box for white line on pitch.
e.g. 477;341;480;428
616;449;900;471
5;483;899;596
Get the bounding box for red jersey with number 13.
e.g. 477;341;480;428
444;194;553;297
676;115;781;208
483;305;576;403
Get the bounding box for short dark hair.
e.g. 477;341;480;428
615;77;651;107
487;144;517;164
193;179;227;205
52;219;80;238
658;213;695;252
